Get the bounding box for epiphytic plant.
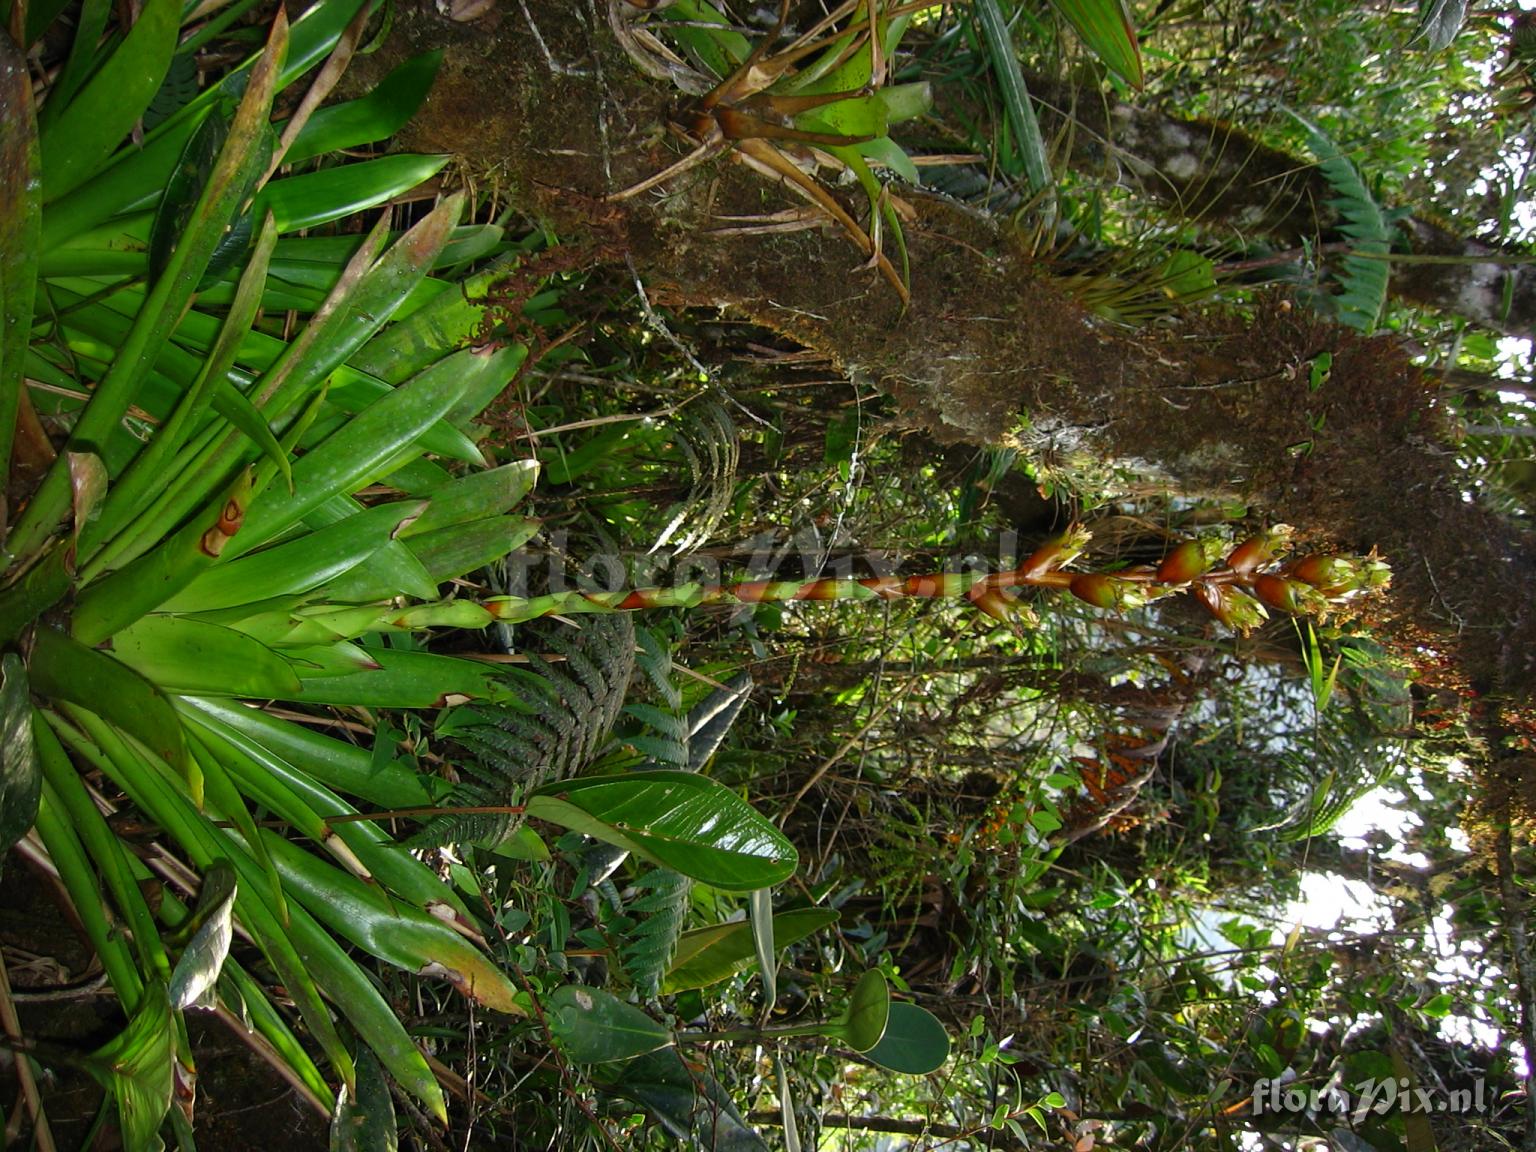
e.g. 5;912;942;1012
610;0;934;302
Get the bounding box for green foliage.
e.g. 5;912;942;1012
423;613;637;845
1288;112;1393;331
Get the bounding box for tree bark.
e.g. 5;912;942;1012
1030;80;1536;339
353;3;1536;701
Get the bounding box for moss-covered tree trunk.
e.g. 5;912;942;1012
354;3;1536;701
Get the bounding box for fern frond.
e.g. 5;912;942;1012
1288;112;1391;332
621;868;693;998
417;613;637;846
649;400;739;556
635;626;682;711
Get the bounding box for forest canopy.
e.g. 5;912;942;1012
3;0;1536;1149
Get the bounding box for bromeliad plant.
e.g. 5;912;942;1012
611;0;935;302
0;2;798;1146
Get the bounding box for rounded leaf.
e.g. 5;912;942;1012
865;1002;951;1075
842;969;891;1053
546;985;672;1064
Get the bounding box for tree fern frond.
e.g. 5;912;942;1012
416;613;637;846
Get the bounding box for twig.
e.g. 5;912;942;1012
0;950;59;1152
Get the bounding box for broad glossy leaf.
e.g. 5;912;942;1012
664;908;837;994
526;771;797;891
109;615;302;697
255;154;449;233
0;655;39;858
168;861;237;1010
330;1049;398;1152
1051;0;1143;88
608;1047;769;1151
547;985;672;1063
686;673;751;771
38;0;180;201
88;980;175;1152
864;1001;950;1074
842;969;891;1053
1415;0;1468;51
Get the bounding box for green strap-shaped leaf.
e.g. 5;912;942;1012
397;461;541;534
167;862;238;1010
260;830;524;1016
148;108;229;286
177;696;439;810
86;980;176;1152
325;515;538;601
290;648;513;708
8;14;285;567
185;716;475;925
52;705;358;1102
71;470;255;646
526;770;798;891
108;616;303;698
38;0;181;202
230;345;512;557
285;50;442;165
255;154;450;234
30;626;192;782
84;216;280;563
973;0;1053;196
1050;0;1143;89
162;501;426;613
664;908;838;994
0;29;41;498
